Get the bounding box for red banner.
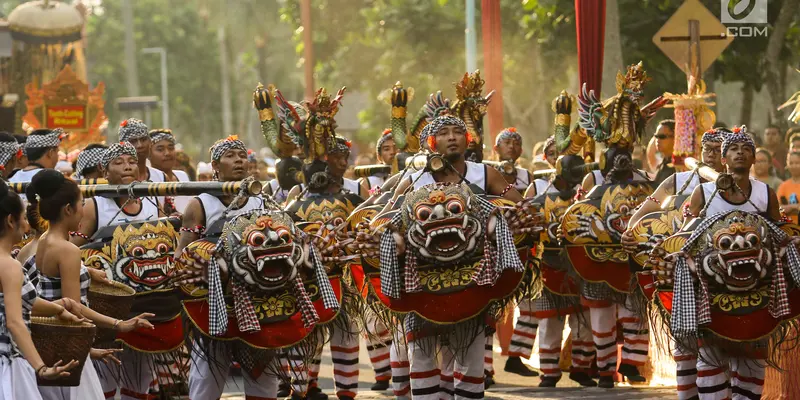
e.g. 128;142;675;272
45;105;86;130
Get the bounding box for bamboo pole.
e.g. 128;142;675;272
8;180;262;198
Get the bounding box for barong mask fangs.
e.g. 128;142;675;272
403;183;482;262
222;212;303;291
698;212;772;292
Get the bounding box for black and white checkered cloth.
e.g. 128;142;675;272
672;210;800;338
720;127;755;157
306;236;339;312
210;135;247;162
25;128;66;154
36;259;91;306
471;195;524;286
149;128;176;144
118;118;149;142
0;141;20;170
0;263;39;357
329;137;351;155
231;279;260;333
76;147;106;177
101;142;138;170
379;213;403;299
701;127;729;145
208;253;229;337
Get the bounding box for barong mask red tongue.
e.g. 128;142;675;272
111;221;179;292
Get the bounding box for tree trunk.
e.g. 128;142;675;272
764;0;799;130
740;82;754;127
218;26;233;135
602;0;623;97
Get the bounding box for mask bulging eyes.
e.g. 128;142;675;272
745;233;759;247
277;228;291;243
156;243;169;254
416;206;432;221
131;246;145;257
719;235;733;249
248;231;266;247
447;200;463;214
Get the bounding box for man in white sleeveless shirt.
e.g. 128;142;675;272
285;137;368;202
680;127;780;400
118;118;166;183
358;129;398;192
9;128;66;187
386;115;524;400
175;135;274;400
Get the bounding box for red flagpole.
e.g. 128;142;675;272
300;0;315;101
482;0;504;151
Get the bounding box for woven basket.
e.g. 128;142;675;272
31;317;96;387
87;279;136;348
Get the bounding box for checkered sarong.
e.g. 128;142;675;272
471;196;524;286
208;255;228;337
306;243;339;312
232;279;260;334
380;213;404;299
293;276;319;328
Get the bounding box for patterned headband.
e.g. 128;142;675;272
495;127;522;146
376;129;393;153
543;135;556;151
0;141;21;169
149;128;176;145
101;142;138;169
210;135;247;162
419;124;434;149
421;115;468;146
25;128;67;153
330;137;352;155
118;118;149;142
721;126;755;157
76;147;107;175
701;128;730;146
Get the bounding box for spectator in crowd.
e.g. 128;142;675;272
777;151;800;224
652;119;676;184
752;148;783;191
788;128;800;152
763;125;786;177
196;161;213;181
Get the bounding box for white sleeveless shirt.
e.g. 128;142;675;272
410;161;487;191
299;178;362;198
95;196;160;228
197;193;263;229
700;179;769;216
674;171;701;196
266;179;290;204
9;168;42;202
367;175;385;189
591;169;649;186
514;167;531;191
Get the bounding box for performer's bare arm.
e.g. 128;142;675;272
767;186;782;222
176;198;204;256
628;174;675;228
358;179;370;199
486;167;523;202
70;198;97;246
683;186;705;227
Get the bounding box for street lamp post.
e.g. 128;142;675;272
142;47;169;128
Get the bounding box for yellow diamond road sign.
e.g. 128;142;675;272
652;0;733;75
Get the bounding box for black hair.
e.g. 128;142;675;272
658;119;676;132
766;125;780;132
13;134;26;144
25;169;81;230
0;132;15;143
25;129;58;162
80;143;108;176
0;180;24;237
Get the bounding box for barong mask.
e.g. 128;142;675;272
696;212;772;293
402;182;483;263
219;211;304;291
110;221;178;291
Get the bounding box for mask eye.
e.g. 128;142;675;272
156;243;169;254
332;217;344;226
277;228;292;243
416;206;432;221
248;231;266;247
719;235;733;249
131;246;145;257
745;233;759;247
446;200;463;214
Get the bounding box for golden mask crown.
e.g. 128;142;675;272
615;61;651;97
455;70;486;101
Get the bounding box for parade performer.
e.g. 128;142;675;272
74;144;107;180
645;127;798;400
118;118;165;183
0;132;22;180
507;92;597;387
369;113;533;399
25;169;154;400
357;129;397;192
0;180;86;400
70;142;181;400
562;62;665;388
280;88;366;399
148;129;192;214
9;129;66;186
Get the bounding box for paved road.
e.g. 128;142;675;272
218;339;675;399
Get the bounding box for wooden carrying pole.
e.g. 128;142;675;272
9;180;262;198
684;157;719;182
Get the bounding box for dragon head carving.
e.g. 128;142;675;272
402;182;483;262
452;71;494;162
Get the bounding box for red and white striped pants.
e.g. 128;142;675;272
673;342;698;400
409;331;484;400
696;345;764;400
538;311;594;378
588;298;649;376
389;325;411;399
329;319;361;398
188;343;279;400
288;331;324;395
507;299;540;359
364;309;392;384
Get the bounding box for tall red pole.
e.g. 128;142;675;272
300;0;315;101
481;0;504;151
575;0;606;97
